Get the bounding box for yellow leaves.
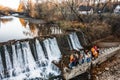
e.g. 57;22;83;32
17;3;25;12
58;20;86;30
19;18;27;27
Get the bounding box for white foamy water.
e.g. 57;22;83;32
68;32;83;51
0;37;61;80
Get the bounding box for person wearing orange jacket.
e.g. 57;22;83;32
69;54;76;69
91;46;99;59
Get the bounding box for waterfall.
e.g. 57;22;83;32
1;37;61;80
4;45;13;77
73;32;83;49
67;36;73;50
12;45;21;76
43;37;61;77
47;62;61;76
0;52;4;74
35;39;46;60
43;37;61;62
49;38;61;62
50;26;62;34
68;32;83;51
12;45;18;69
35;39;48;68
21;41;36;71
16;42;24;71
4;45;12;71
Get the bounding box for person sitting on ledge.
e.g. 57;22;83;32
91;45;99;59
69;54;76;69
79;52;85;65
84;50;92;63
74;52;79;66
94;45;100;53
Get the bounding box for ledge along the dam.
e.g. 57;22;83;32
0;27;120;80
63;41;120;80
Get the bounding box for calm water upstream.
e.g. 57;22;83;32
0;16;35;42
0;16;62;43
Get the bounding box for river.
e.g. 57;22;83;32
0;16;62;43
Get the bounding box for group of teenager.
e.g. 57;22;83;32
69;45;99;69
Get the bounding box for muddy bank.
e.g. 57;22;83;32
66;36;120;80
91;37;120;80
92;49;120;80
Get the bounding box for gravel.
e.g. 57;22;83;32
92;50;120;80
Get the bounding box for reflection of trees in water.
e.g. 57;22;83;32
19;18;27;27
19;18;38;37
19;18;62;36
29;23;38;36
37;24;51;36
22;23;38;37
37;23;62;36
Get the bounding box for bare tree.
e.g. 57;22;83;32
65;0;83;22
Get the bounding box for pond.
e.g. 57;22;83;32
0;16;62;43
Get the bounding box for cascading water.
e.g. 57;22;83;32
35;39;48;70
43;37;61;78
35;39;46;61
43;37;61;62
4;45;13;78
68;32;83;51
21;41;37;72
50;27;62;34
0;52;4;79
16;42;25;74
12;45;21;76
1;37;61;80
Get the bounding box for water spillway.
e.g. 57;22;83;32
0;27;119;80
0;37;62;80
0;16;86;79
67;32;83;51
0;16;120;80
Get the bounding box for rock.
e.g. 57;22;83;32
113;66;118;70
105;67;109;71
98;71;102;75
95;75;99;80
64;67;70;73
117;71;120;74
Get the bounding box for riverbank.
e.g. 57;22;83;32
65;36;120;80
91;36;120;80
92;49;120;80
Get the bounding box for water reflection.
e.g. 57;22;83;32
0;16;63;42
0;16;33;42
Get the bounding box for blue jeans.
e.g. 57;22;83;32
69;62;75;69
79;59;84;65
87;58;91;63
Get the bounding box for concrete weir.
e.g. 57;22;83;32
63;43;120;80
63;63;91;80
